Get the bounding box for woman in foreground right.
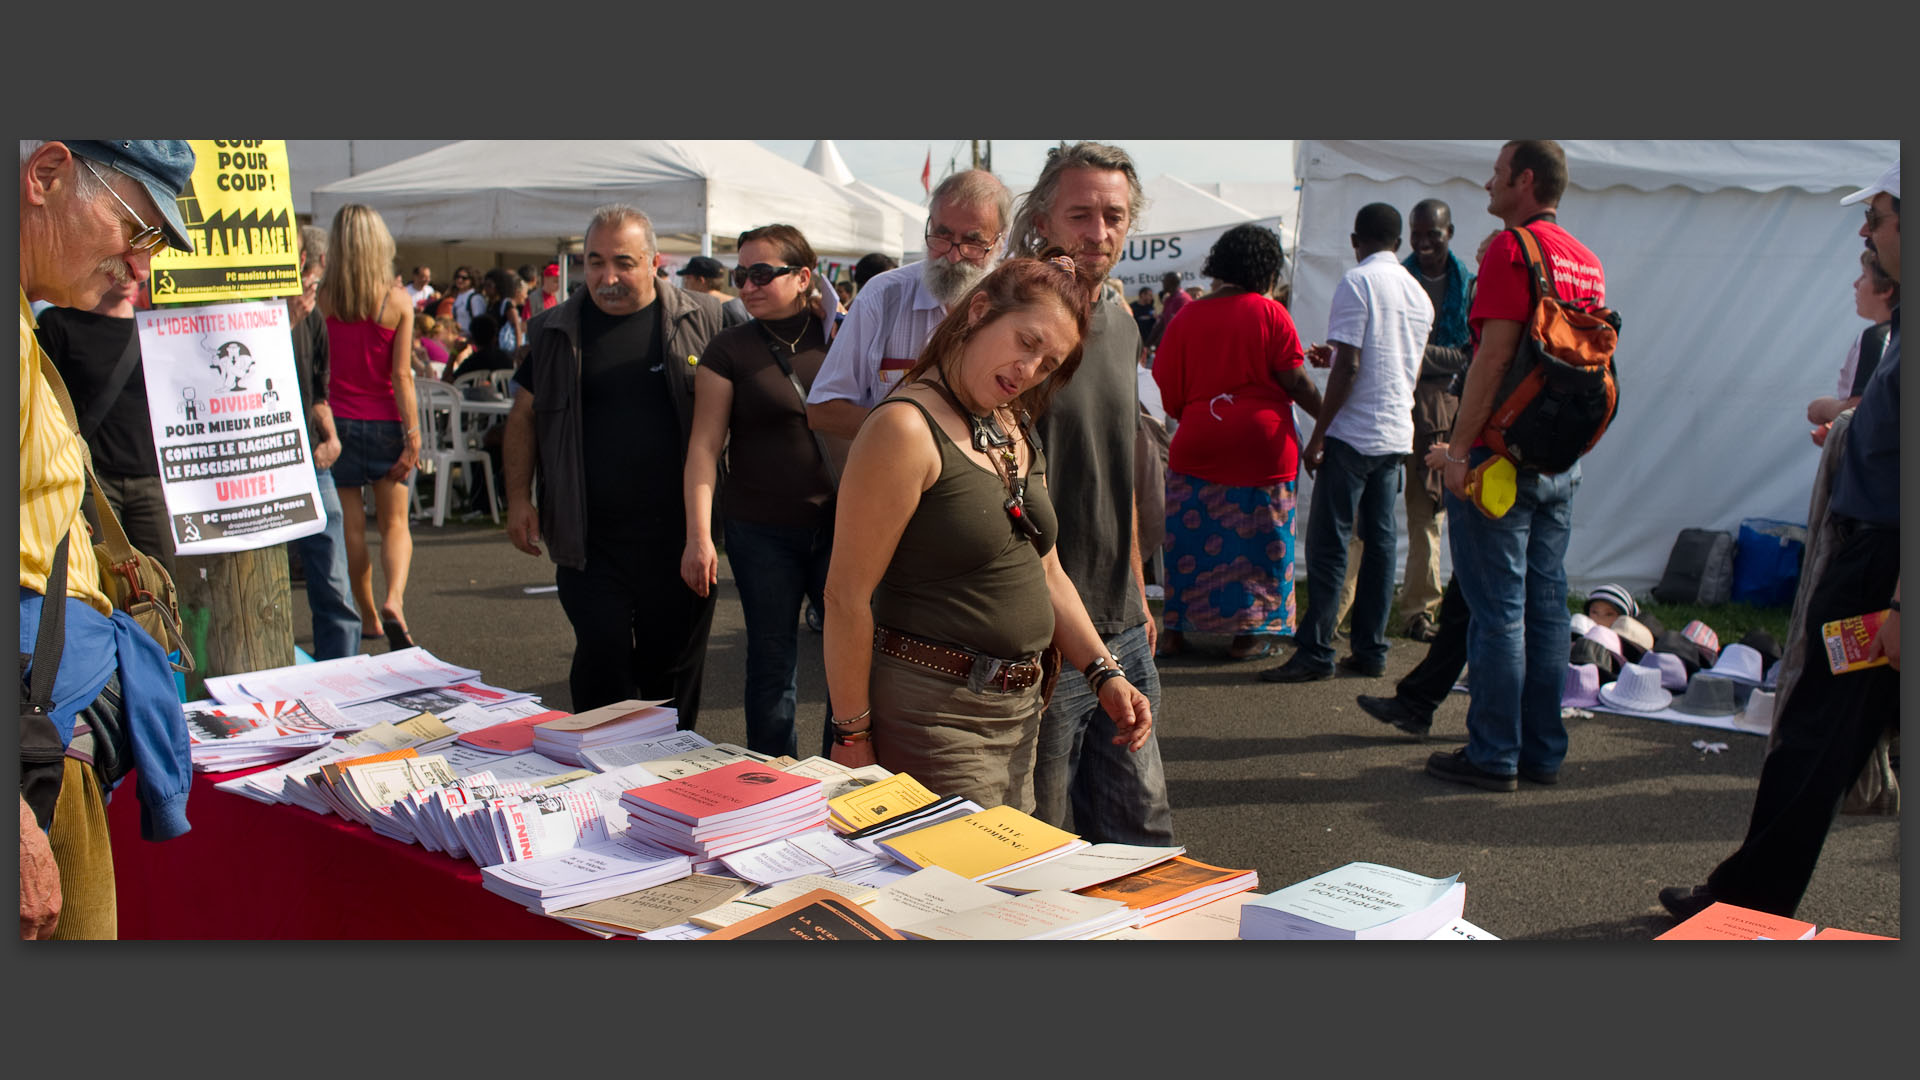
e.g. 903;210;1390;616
821;254;1154;811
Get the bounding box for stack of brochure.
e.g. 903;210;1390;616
480;834;693;914
896;890;1136;941
182;698;366;772
1239;861;1465;940
531;699;679;766
620;760;828;858
1069;855;1258;926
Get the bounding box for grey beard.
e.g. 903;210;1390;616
923;257;989;307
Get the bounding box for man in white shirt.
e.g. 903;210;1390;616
804;169;1011;441
448;266;481;337
404;265;438;310
1262;202;1434;683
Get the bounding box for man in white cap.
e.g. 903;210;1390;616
1662;160;1899;921
19;140;200;938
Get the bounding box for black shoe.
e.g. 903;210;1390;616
1258;655;1334;684
1404;614;1438;642
1518;765;1560;785
1659;884;1717;921
1336;654;1386;678
1425;747;1517;792
805;600;824;633
1356;694;1431;739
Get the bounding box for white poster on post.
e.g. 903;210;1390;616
137;299;326;554
1111;217;1287;292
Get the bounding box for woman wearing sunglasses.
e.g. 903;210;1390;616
681;225;838;757
319;203;421;651
818;254;1154;811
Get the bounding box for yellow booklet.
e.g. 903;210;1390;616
828;773;940;832
877;805;1081;881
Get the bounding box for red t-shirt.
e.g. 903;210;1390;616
1469;219;1605;339
1152;292;1307;485
1468;220;1606;447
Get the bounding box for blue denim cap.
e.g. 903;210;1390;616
60;140;197;255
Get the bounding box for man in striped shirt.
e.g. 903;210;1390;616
19;139;199;938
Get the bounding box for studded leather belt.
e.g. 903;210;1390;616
873;626;1043;692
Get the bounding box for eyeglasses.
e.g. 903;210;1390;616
80;158;168;255
924;227;999;261
732;263;801;288
1865;205;1899;231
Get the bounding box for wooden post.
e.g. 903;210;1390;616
176;548;294;699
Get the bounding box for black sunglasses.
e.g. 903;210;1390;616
732;263;801;288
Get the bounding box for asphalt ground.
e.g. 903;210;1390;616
294;519;1901;940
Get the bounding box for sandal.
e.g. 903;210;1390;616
1227;636;1276;662
379;607;415;651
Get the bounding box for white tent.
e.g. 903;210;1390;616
1137;173;1263;234
309;140;906;259
1288;139;1898;592
801;139;929;260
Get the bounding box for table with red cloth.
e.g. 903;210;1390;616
107;767;583;939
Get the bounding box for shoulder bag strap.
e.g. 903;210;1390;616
26;534;71;710
751;320;841;487
37;352;141;567
1508;225;1561;305
75;328;145;443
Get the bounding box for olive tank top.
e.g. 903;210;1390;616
869;394;1058;660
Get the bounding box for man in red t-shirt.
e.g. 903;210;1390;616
1425;140;1605;793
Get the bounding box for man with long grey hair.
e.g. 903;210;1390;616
1008;141;1175;847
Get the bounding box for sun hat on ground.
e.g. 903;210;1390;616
1671;673;1740;717
1597;661;1674;713
1613;616;1655;662
1706;643;1766;686
1563;663;1601;708
1649;651;1690;691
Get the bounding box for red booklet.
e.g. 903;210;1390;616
620;759;822;826
454;710;572;754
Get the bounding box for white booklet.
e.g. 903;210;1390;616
984;843;1186;894
860;865;1009;929
577;730;714;772
718;827;880;886
898;889;1134;941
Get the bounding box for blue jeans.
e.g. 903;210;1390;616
724;517;832;759
1297;436;1403;668
291;469;362;660
1032;622;1175;845
1445;449;1580;777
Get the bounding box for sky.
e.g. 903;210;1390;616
755;140;1299;210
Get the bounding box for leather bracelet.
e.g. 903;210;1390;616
830;707;872;729
1089;667;1127;694
833;728;873;745
1082;655;1123;682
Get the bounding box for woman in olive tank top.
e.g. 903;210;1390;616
821;255;1155;814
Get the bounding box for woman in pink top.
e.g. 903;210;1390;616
1152;224;1323;661
321;203;422;651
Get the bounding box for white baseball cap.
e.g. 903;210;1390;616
1840;162;1900;206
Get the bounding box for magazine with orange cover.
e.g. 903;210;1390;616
698;888;905;941
1655;901;1816;940
621;759;822;826
1076;855;1257;910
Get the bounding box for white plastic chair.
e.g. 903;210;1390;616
411;378;497;527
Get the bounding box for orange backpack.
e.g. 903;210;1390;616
1482;226;1622;474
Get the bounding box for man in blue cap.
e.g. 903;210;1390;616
19;139;198;938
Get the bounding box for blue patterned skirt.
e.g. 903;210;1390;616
1162;472;1297;636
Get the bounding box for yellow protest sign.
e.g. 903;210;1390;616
149;140;300;304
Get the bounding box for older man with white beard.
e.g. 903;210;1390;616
804;169;1012;441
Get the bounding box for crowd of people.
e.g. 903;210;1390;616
18;138;1899;938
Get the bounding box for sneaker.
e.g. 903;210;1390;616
1425;747;1517;792
1658;884;1717;921
1336;654;1386;678
1404;614;1438;642
1258;655;1334;683
1356;694;1431;739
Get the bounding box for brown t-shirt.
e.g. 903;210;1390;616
698;312;836;529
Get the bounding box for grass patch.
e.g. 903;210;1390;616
1571;592;1793;645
